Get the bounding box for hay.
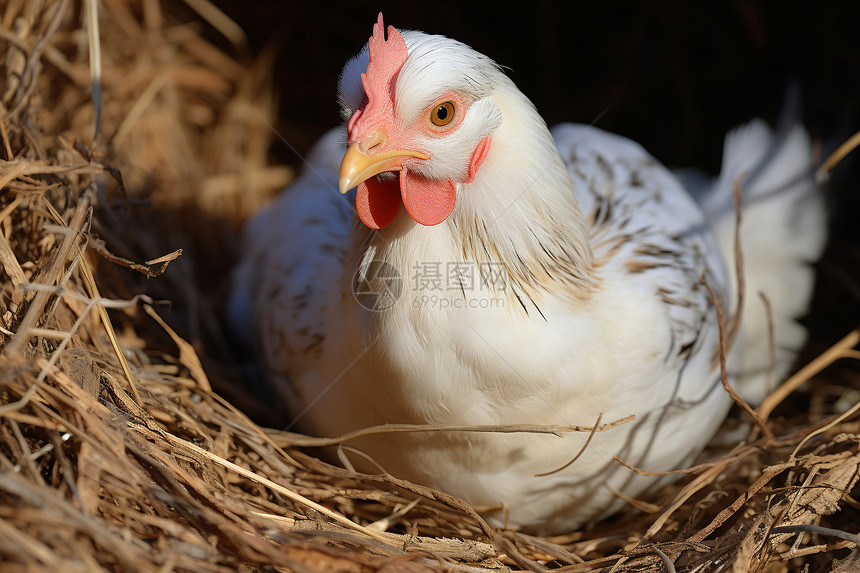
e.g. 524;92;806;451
1;1;860;571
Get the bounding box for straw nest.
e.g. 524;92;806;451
2;1;860;571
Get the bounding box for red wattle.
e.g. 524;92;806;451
400;169;457;226
356;177;401;229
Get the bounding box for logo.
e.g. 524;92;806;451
352;260;403;311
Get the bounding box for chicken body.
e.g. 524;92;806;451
230;16;826;533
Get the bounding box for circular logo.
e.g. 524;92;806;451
352;260;403;311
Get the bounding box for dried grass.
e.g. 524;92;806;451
1;1;860;571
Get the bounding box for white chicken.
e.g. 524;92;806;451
229;15;826;533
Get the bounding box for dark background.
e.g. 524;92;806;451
208;1;860;173
189;1;860;414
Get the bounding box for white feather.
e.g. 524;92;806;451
678;120;827;403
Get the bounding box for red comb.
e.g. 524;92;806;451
347;13;408;141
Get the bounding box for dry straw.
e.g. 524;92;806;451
1;1;860;571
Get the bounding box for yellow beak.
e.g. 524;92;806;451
338;140;429;194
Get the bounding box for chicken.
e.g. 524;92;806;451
229;14;826;533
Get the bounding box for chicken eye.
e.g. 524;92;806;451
430;101;456;127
